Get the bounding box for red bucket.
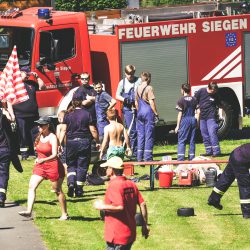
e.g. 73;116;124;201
158;171;174;188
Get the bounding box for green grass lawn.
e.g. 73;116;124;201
7;118;250;250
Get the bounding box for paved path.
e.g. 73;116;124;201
0;201;46;250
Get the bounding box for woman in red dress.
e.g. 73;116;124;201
18;116;68;220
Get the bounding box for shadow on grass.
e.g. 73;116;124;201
84;188;106;193
35;200;57;206
214;213;242;217
36;216;100;221
67;197;97;203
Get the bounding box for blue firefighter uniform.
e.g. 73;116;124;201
195;88;221;156
95;91;112;139
13;80;39;159
208;144;250;218
176;96;197;161
63;107;93;197
116;77;141;156
73;85;97;124
136;84;155;161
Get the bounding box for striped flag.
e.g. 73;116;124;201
0;46;29;104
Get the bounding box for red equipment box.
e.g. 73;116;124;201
124;164;134;176
178;169;199;186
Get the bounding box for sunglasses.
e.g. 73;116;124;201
81;78;89;81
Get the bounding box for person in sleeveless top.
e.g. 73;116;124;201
135;72;158;162
18;116;68;220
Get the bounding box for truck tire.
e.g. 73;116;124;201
217;101;233;139
92;162;106;177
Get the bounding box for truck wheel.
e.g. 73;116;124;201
217;101;233;139
92;162;106;177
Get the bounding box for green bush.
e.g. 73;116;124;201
55;0;127;11
140;0;192;7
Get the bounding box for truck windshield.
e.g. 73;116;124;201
0;27;34;70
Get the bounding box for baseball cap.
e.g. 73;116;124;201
35;116;52;125
100;156;124;169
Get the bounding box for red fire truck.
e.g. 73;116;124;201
0;2;249;138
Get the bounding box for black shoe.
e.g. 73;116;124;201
0;199;5;208
75;186;84;197
208;197;223;210
243;214;250;219
21;155;28;160
200;153;212;157
67;184;75;198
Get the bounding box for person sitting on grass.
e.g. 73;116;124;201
100;109;132;160
18;116;68;220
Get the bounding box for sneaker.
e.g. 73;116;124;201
67;184;75;198
58;214;69;221
207;198;223;210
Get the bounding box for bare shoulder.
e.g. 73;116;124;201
49;133;57;142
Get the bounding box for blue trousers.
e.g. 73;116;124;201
137;113;155;161
209;153;250;217
200;119;221;156
66;138;91;186
0;148;11;201
123;109;137;156
177;117;196;161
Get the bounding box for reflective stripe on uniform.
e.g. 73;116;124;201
0;188;6;193
144;150;152;152
67;172;76;177
213;187;224;195
212;146;220;149
205;146;212;149
76;181;84;186
240;199;250;204
20;148;28;152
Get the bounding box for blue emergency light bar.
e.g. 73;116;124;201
38;9;50;19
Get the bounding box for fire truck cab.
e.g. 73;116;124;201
0;7;92;116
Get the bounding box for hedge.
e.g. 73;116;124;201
55;0;127;11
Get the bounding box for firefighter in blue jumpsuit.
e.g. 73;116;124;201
195;82;221;157
208;143;250;219
59;94;100;197
116;65;141;157
93;81;116;141
175;83;197;161
135;72;158;162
